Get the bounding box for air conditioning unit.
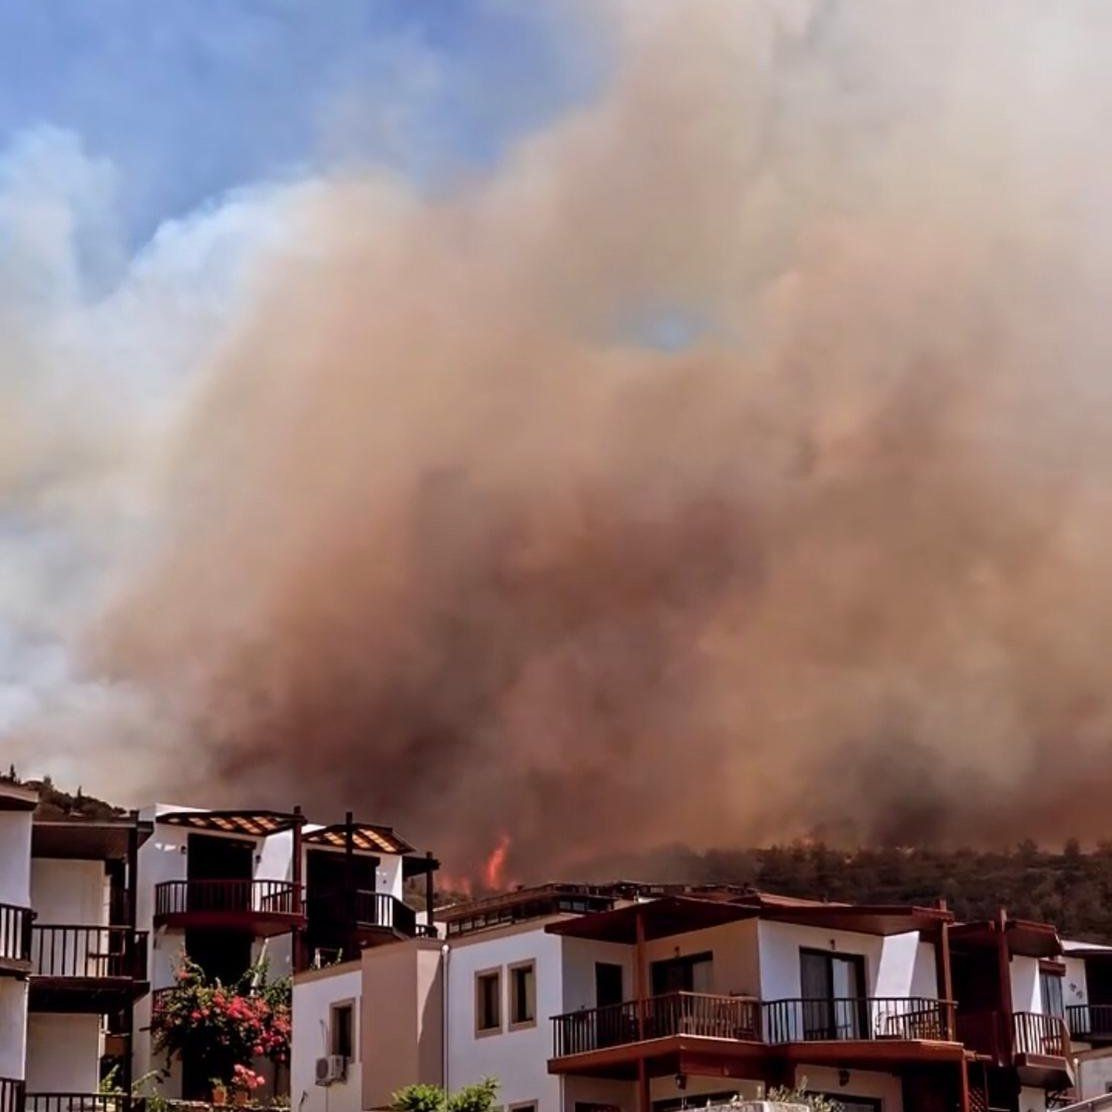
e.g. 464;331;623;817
315;1055;347;1086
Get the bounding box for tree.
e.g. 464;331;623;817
392;1078;500;1112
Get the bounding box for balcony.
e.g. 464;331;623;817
549;993;962;1077
28;925;149;1012
0;902;33;975
956;1010;1072;1088
1;1078;25;1112
25;1095;136;1112
1068;1003;1112;1043
153;879;304;936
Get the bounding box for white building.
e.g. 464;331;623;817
1062;939;1112;1099
134;806;438;1103
292;886;1080;1112
0;779;150;1112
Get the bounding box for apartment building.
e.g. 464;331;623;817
134;805;438;1102
1061;939;1112;1098
0;780;150;1112
291;885;1078;1112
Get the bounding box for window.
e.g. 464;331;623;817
476;968;502;1034
1040;971;1065;1018
330;1001;355;1062
508;1103;538;1112
650;952;713;995
509;961;536;1028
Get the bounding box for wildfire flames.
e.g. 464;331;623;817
482;834;512;891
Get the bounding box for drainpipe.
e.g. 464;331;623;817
441;943;450;1093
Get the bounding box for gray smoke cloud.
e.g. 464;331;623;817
10;1;1112;877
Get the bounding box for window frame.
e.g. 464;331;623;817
475;966;503;1036
508;960;537;1031
329;998;357;1065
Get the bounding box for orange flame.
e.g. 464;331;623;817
482;833;512;890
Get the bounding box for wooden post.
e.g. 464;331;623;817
935;909;955;1038
996;908;1015;1061
344;811;356;961
122;810;140;1100
637;1057;650;1112
635;907;647;1041
425;851;436;935
291;805;304;972
958;1058;971;1112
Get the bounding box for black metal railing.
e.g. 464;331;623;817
552;993;956;1058
762;997;955;1043
25;1095;136;1112
154;879;301;919
0;1078;25;1112
1013;1011;1069;1058
1068;1003;1112;1041
0;903;33;965
552;992;760;1057
353;891;416;935
30;925;147;980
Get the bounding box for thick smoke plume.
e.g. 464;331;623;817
27;2;1112;875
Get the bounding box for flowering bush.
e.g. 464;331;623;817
151;955;292;1096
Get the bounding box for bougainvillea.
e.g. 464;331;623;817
151;955;292;1095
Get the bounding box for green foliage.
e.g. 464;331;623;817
447;1078;500;1112
766;1081;842;1112
392;1083;449;1112
392;1079;499;1112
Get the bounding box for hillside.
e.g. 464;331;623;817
589;840;1112;942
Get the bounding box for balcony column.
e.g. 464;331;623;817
635;907;647;1041
637;1059;650;1112
292;805;304;973
122;811;140;1100
996;908;1015;1059
344;811;356;961
425;852;436;935
934;905;954;1038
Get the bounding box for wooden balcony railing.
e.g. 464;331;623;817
553;992;760;1057
762;997;955;1043
552;994;956;1058
30;925;147;980
1013;1011;1070;1058
0;902;33;966
154;879;301;920
25;1094;137;1112
354;891;417;935
0;1078;25;1112
1068;1003;1112;1041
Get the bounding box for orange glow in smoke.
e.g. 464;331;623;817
482;833;511;890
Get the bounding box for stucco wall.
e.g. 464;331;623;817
447;924;561;1112
560;936;637;1012
643;918;761;998
0;978;28;1079
1076;1055;1112;1099
1016;1084;1048;1112
30;858;107;925
0;811;32;908
25;1013;101;1092
798;1065;903;1112
293;964;363;1112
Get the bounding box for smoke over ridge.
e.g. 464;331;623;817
11;1;1112;876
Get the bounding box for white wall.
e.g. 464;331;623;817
1011;956;1040;1013
560;937;637;1012
1076;1055;1112;1099
798;1065;903;1112
256;831;293;883
293;966;362;1112
757;922;936;1001
0;978;27;1079
1017;1085;1048;1112
25;1013;101;1092
448;925;562;1112
0;812;32;907
643;918;762;999
1064;955;1089;1012
378;856;403;900
30;859;107;925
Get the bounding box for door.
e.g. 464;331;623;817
187;833;254;910
305;848;379;960
800;949;866;1039
650;952;713;995
595;962;626;1048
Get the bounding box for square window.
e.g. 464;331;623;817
476;969;502;1034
